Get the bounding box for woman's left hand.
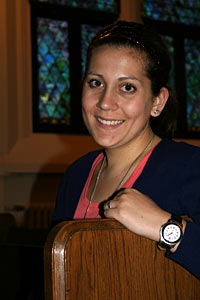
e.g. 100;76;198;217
104;188;171;242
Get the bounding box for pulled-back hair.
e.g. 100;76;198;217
84;21;177;138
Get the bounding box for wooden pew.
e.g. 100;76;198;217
44;219;200;300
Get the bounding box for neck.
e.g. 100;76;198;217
104;132;160;170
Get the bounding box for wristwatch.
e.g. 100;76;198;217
157;215;183;250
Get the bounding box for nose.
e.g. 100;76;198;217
97;88;118;111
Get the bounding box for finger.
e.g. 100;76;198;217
107;201;112;209
113;188;127;199
104;200;112;210
104;206;118;219
104;199;117;210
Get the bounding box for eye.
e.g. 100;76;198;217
121;83;136;93
88;79;103;88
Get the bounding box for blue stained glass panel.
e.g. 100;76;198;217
161;35;175;89
31;0;118;13
37;18;71;125
143;0;200;25
81;24;102;74
185;39;200;132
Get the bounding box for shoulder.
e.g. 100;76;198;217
62;149;103;184
141;139;200;181
52;149;103;224
66;149;103;174
153;139;200;163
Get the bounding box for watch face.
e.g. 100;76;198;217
163;223;182;243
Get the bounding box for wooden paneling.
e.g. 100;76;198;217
44;219;200;300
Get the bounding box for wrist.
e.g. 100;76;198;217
146;212;171;242
157;214;184;251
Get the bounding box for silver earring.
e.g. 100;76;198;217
154;109;159;114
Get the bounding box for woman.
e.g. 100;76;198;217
52;21;200;279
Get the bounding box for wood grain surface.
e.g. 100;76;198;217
44;219;200;300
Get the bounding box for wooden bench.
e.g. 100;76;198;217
44;219;200;300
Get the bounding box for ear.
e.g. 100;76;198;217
151;87;169;117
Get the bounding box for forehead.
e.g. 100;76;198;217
87;45;148;74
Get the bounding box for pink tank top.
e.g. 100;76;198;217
74;148;154;219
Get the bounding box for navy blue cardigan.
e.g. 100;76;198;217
52;139;200;279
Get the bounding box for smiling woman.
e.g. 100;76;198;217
52;21;200;279
81;45;167;150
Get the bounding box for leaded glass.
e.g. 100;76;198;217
37;18;70;125
31;0;118;13
81;24;101;74
185;39;200;132
143;0;200;26
161;35;175;89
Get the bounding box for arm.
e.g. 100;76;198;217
104;189;199;278
104;142;200;279
104;188;186;246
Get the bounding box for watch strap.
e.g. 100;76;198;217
169;214;182;226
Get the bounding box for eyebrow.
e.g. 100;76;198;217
87;72;103;79
87;73;141;83
118;76;142;84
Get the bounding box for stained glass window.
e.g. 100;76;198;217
37;18;71;126
161;35;175;88
30;0;118;13
81;24;102;74
143;0;200;138
185;39;200;132
143;0;200;26
30;0;119;133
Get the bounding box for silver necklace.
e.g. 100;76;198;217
84;134;155;219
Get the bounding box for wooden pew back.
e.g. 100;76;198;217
44;219;200;300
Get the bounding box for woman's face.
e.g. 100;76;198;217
82;45;158;149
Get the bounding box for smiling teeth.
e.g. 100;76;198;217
98;118;124;125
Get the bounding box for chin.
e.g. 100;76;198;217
91;135;115;148
93;136;123;149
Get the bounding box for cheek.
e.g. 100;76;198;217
82;97;91;114
122;98;152;121
81;92;95;119
122;100;142;117
81;89;89;111
82;88;99;113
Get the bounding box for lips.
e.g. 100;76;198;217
97;117;124;126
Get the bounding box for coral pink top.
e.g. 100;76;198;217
74;148;154;219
